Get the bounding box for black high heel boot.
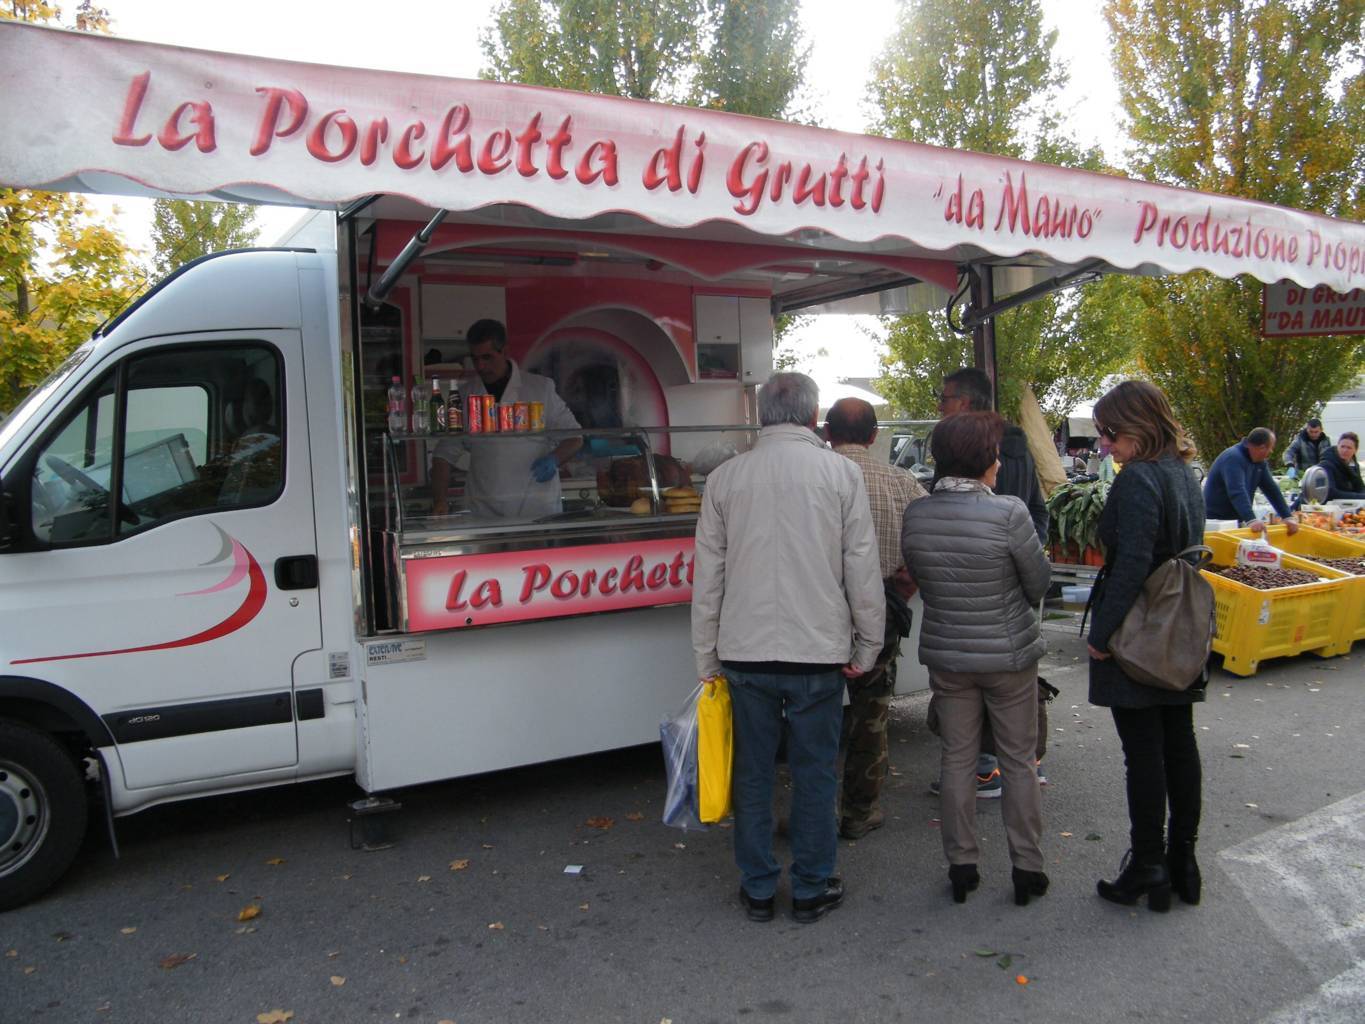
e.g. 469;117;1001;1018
1167;840;1202;905
948;864;980;904
1011;867;1050;906
1097;850;1171;912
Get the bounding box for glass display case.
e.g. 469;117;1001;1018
372;424;758;632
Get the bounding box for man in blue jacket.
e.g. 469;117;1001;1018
1204;427;1300;536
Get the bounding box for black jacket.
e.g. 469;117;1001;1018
996;425;1048;544
1317;447;1365;500
1284;428;1332;472
1088;457;1207;708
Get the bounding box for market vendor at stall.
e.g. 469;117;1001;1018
431;319;582;519
1203;427;1299;535
1314;431;1365;500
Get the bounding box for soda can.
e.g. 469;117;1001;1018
498;404;515;433
529;401;545;431
483;399;498;433
466;394;484;434
513;402;530;432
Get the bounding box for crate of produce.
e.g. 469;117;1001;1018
1199;547;1352;676
1215;525;1365;652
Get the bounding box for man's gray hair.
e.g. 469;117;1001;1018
944;367;993;411
758;372;820;427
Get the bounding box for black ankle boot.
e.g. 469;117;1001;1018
948;863;980;904
1167;839;1202;905
1097;850;1171;912
1011;867;1049;906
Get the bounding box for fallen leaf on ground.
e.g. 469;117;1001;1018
625;812;644;822
327;951;340;959
159;953;197;970
256;1012;293;1024
1059;832;1073;838
120;927;137;935
481;843;494;849
1085;832;1103;841
237;905;262;922
438;1019;457;1024
215;874;230;882
673;842;686;849
330;975;346;987
579;903;590;911
4;949;16;958
973;948;996;957
449;859;470;872
53;931;74;942
22;966;36;975
586;817;614;830
488;922;505;930
265;857;285;866
417;875;431;883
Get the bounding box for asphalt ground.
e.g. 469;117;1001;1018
5;616;1364;1024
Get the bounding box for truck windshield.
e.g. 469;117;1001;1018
0;340;96;453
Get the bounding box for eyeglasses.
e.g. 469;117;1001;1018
1096;424;1118;441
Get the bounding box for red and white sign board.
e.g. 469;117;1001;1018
3;22;1364;294
404;539;695;631
1263;281;1365;337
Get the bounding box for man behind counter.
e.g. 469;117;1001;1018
431;319;582;518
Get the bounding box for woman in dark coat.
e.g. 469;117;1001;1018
1315;432;1365;500
1086;381;1205;912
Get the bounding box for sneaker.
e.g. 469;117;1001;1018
975;769;1003;799
1036;761;1049;786
929;771;1003;799
792;878;844;923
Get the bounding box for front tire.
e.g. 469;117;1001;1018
0;721;89;911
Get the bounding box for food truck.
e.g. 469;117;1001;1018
1;21;1361;909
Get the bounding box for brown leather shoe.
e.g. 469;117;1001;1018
839;809;885;840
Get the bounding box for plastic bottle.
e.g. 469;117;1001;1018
429;375;446;434
386;376;406;435
410;376;428;435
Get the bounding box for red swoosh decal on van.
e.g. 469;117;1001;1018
11;545;267;665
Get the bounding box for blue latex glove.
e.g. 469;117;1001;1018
531;454;559;482
1286;466;1297;480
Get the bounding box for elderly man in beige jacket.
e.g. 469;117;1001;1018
692;372;884;925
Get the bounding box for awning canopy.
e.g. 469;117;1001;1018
3;20;1363;301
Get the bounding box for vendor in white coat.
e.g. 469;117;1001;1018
431;319;582;519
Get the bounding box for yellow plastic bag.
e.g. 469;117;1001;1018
696;675;733;823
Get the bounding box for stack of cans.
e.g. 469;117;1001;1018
465;395;545;432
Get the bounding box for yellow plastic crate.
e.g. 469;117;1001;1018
1198;542;1351;676
1214;526;1365;651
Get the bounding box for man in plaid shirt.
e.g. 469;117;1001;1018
826;398;927;839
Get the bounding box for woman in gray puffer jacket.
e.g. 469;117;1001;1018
902;412;1052;907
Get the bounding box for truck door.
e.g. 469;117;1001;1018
1;333;321;790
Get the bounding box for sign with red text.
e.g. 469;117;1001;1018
1263;281;1365;337
403;539;695;631
3;22;1364;294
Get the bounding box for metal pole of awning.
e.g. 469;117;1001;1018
363;209;448;309
967;264;999;410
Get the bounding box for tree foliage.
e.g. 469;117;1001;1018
1;0;139;413
481;0;808;117
1107;0;1365;460
869;0;1136;423
150;200;259;281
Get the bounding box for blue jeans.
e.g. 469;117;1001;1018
726;669;844;901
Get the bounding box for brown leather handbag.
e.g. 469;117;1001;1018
1107;543;1216;691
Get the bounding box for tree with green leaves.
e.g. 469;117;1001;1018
481;0;809;118
869;0;1137;423
150;200;259;281
1107;0;1365;460
1;0;140;413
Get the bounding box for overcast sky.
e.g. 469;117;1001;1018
86;0;1125;382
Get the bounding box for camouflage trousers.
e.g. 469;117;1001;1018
840;631;900;827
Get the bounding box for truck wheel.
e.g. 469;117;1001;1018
0;721;89;911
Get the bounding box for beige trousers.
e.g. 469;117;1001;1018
931;664;1044;872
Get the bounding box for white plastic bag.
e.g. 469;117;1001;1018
1236;537;1282;568
660;682;706;831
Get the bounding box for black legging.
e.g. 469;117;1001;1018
1110;705;1202;859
